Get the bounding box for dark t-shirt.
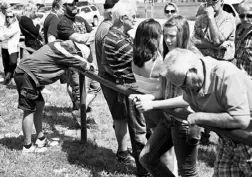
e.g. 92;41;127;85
19;16;41;47
43;13;60;44
57;15;92;40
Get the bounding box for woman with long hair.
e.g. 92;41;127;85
131;15;201;177
0;8;21;85
132;18;177;176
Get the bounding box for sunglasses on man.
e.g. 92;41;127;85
206;0;220;6
6;15;14;18
239;14;252;19
165;10;176;14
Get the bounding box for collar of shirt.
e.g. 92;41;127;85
197;56;217;96
110;27;132;43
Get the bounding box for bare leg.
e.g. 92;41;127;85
114;119;128;151
22;111;35;145
33;100;45;139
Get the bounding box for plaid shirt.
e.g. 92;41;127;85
235;26;252;76
213;137;252;177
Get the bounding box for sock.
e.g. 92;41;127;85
23;143;32;149
38;136;45;141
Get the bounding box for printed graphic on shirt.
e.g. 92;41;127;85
73;21;87;34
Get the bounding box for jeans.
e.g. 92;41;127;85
1;48;18;76
139;116;199;177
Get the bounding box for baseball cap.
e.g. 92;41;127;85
62;0;78;5
104;0;119;9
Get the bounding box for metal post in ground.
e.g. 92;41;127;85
79;73;87;143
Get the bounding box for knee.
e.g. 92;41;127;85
139;148;153;168
36;100;45;110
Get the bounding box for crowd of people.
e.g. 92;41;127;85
0;0;252;176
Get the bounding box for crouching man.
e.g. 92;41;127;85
14;40;95;153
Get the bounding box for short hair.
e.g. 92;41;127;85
133;18;162;68
162;48;199;87
111;0;136;24
52;0;63;10
22;1;37;18
163;15;190;58
164;2;179;14
238;0;252;13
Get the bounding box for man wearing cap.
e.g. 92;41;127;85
136;48;252;176
57;0;101;128
192;0;236;61
13;40;95;153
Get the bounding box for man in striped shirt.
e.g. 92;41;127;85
14;40;94;153
102;0;137;166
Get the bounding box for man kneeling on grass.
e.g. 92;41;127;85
14;40;95;153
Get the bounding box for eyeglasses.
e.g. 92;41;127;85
239;14;252;19
165;10;176;14
6;16;14;18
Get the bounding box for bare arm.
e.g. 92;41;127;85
135;95;189;112
192;35;219;49
47;35;56;43
208;17;226;46
188;112;251;129
0;23;19;40
69;30;95;45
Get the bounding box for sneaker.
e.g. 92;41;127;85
0;77;4;83
116;150;135;164
3;73;12;85
22;144;47;154
86;116;98;129
86;106;92;113
35;137;50;148
35;137;60;147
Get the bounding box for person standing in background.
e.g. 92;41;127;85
43;0;64;44
0;8;21;85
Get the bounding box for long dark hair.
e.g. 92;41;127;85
163;15;190;58
133;18;162;68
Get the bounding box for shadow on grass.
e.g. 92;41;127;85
0;135;23;150
61;139;136;176
43;105;77;129
197;143;217;167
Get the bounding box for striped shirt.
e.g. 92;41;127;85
103;27;135;83
235;25;252;76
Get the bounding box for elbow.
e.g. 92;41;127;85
213;40;223;47
213;37;226;47
235;118;250;129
